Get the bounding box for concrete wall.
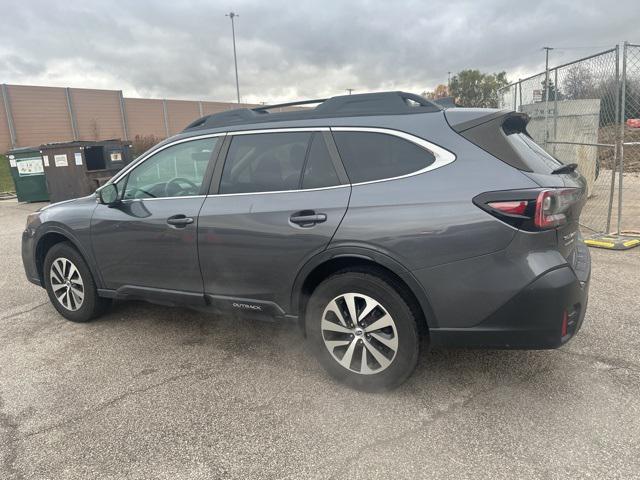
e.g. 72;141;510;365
0;83;256;152
521;99;601;193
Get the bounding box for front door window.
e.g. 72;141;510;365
123;138;218;199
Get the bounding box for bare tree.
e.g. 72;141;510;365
563;65;596;100
89;119;100;141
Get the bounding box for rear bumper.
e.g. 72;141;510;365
429;260;590;349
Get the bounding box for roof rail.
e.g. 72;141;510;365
253;98;327;111
183;91;442;132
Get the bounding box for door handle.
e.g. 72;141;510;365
290;211;327;227
167;214;194;227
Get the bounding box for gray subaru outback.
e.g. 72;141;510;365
22;91;590;390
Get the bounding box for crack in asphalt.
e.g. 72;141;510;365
311;352;639;479
0;391;24;480
22;367;222;439
286;367;556;480
557;348;640;375
0;302;48;323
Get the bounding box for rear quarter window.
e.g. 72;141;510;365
332;131;435;183
506;131;563;173
455;113;564;174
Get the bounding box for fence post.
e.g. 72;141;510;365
518;79;522;111
606;45;621;233
118;91;129;141
1;84;17;149
617;42;628;234
552;68;558;156
65;88;79;141
162;99;170;137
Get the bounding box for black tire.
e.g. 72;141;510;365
43;242;111;323
305;269;420;391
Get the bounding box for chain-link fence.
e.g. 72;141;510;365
621;43;640;233
499;44;640;237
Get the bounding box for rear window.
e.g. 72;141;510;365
332;132;435;183
506;132;563;173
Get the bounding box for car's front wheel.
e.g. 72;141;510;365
306;269;420;391
43;242;110;322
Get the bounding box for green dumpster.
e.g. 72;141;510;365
7;147;50;202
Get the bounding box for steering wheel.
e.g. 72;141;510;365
123;186;153;199
164;177;199;197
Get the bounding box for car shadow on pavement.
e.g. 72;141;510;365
93;299;564;396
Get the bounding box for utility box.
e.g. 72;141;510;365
40;140;133;203
6;147;50;202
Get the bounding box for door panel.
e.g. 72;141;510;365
90;136;220;293
91;197;206;292
197;186;350;311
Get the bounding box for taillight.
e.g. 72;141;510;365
534;189;576;229
488;200;528;215
473;188;581;231
487;200;528;216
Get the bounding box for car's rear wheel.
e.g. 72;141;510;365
306;270;420;391
43;242;110;323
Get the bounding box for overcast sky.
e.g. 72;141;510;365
1;0;638;104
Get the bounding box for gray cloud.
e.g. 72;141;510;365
0;0;638;103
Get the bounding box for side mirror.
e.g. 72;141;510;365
98;183;120;206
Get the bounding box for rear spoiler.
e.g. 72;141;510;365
445;110;534;172
446;109;530;133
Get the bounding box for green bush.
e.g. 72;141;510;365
0;155;15;193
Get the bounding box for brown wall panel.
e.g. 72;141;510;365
202;101;238;116
165;100;200;135
0;89;11;153
2;82;267;153
7;85;73;148
124;98;166;140
201;101;258;116
70;88;125;141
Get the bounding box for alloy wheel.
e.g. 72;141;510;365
321;293;398;375
50;257;85;311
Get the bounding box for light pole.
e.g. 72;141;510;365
346;88;354;95
226;12;241;104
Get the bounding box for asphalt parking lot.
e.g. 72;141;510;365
1;199;639;480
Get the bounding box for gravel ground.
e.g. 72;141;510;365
1;199;639;480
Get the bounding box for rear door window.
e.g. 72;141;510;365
220;132;310;194
301;133;341;189
332;131;435;183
